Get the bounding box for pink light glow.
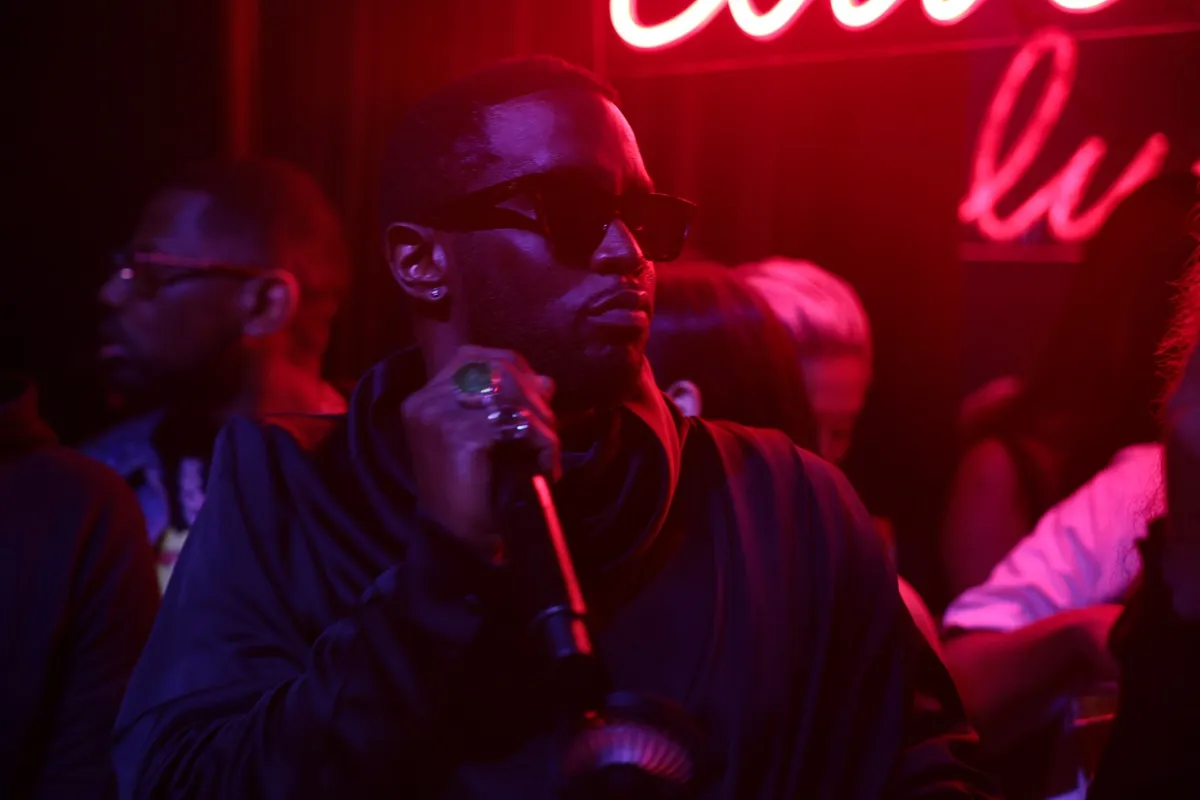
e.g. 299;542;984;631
830;0;904;29
1049;0;1121;12
960;28;1170;243
921;0;987;25
729;0;814;40
609;0;726;51
611;0;1123;50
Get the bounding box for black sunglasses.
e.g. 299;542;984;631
419;172;695;265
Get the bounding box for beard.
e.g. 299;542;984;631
459;276;646;415
103;334;246;415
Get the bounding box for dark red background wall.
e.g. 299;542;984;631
8;0;1199;603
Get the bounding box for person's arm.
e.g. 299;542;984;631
940;606;1119;754
939;445;1160;752
113;420;487;799
886;616;1000;799
941;439;1030;598
31;463;159;800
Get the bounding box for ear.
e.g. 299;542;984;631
385;222;449;305
664;379;702;418
241;270;299;338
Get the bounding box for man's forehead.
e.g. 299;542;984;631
132;188;263;264
471;89;648;191
135;189;212;242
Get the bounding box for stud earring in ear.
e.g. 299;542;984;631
430;287;443;300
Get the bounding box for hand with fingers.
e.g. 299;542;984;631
402;346;560;560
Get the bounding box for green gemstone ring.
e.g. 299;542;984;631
452;360;501;408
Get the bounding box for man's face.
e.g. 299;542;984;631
98;189;254;402
446;90;656;412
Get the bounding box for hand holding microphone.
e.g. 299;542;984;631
401;345;560;560
404;344;700;797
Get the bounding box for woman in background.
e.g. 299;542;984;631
646;261;818;451
941;173;1199;598
647;262;942;649
739;257;873;467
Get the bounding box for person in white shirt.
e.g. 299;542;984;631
944;443;1162;636
941;444;1163;799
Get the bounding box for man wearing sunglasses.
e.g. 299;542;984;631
115;58;994;798
83;159;349;592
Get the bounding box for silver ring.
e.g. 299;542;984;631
487;405;533;442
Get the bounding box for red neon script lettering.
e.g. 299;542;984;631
830;0;905;29
730;0;814;39
960;28;1168;243
921;0;987;25
611;0;1121;50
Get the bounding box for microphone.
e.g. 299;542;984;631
491;440;701;799
491;442;607;716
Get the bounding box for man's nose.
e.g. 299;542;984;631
98;271;129;308
591;219;646;276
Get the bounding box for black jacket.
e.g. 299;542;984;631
1090;519;1198;799
0;376;159;799
114;350;995;798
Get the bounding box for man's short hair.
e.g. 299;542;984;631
379;56;617;231
740;258;873;369
167;158;350;360
169;158;350;299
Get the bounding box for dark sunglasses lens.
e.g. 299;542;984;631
539;188;614;264
623;195;694;262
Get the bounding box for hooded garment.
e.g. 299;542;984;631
114;350;995;798
0;376;159;799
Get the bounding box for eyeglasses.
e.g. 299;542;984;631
419;172;696;265
109;250;265;299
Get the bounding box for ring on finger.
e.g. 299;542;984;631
452;360;502;409
487;405;533;442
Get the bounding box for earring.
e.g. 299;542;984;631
429;286;443;300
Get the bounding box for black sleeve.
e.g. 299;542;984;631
33;464;159;800
808;454;999;799
1089;520;1200;799
112;420;486;798
885;613;1000;799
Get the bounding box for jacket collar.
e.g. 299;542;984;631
346;347;687;575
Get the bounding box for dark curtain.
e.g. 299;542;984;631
4;0;223;442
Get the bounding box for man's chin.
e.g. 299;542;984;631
100;361;167;409
555;344;646;412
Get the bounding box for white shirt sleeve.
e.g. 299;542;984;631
943;444;1165;633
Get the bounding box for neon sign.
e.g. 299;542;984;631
610;0;1121;50
960;27;1171;242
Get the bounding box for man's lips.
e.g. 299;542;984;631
583;288;652;332
584;288;651;316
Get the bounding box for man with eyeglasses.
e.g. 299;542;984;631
114;57;994;798
83;159;349;592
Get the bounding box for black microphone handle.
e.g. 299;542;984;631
491;441;608;715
